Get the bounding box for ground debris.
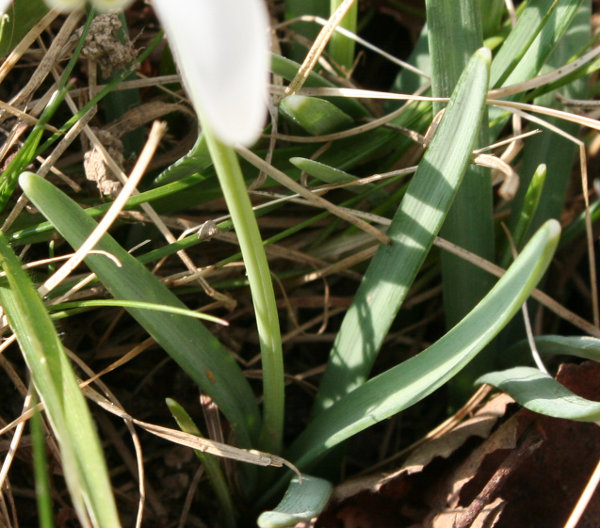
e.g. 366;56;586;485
315;363;600;528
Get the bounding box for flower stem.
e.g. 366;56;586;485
204;131;284;455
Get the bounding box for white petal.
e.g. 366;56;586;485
152;0;269;146
0;0;11;15
42;0;85;10
91;0;134;12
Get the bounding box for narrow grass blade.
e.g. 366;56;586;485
51;299;229;325
0;84;68;213
31;393;54;528
328;0;357;69
312;47;491;414
0;231;121;527
166;398;237;528
283;0;329;62
19;172;261;448
500;163;547;268
490;0;567;87
477;366;600;421
507;1;590;236
257;475;333;528
283;219;560;475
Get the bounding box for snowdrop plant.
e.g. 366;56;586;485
150;0;284;454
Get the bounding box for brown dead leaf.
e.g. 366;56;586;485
316;394;513;528
430;361;600;528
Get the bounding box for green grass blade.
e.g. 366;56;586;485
500;163;547;268
51;299;229;325
492;0;583;88
311;47;491;414
166;398;237;528
490;0;559;87
19;172;261;449
328;0;358;69
289;157;386;200
283;218;560;473
283;0;329;62
507;0;590;237
477;366;600;421
257;475;333;528
31;392;54;528
0;231;121;527
0;84;69;213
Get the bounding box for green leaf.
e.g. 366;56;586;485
0;0;49;57
477;366;600;421
271;53;368;118
19;172;261;449
166;398;237;528
257;475;333;528
51;299;228;325
490;0;575;87
426;0;494;399
509;335;600;362
275;219;560;492
280;95;354;136
0;231;121;526
312;47;491;414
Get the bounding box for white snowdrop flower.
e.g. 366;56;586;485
152;0;270;146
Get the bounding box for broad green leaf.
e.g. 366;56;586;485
19;172;261;448
312;47;491;414
477;366;600;421
280;95;354;136
152;134;212;186
271;53;368;118
289;157;386;200
426;0;494;399
280;218;560;479
257;475;333;528
0;231;121;527
0;0;49;57
509;335;600;362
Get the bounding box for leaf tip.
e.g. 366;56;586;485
544;218;561;241
476;46;492;64
18;171;37;193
